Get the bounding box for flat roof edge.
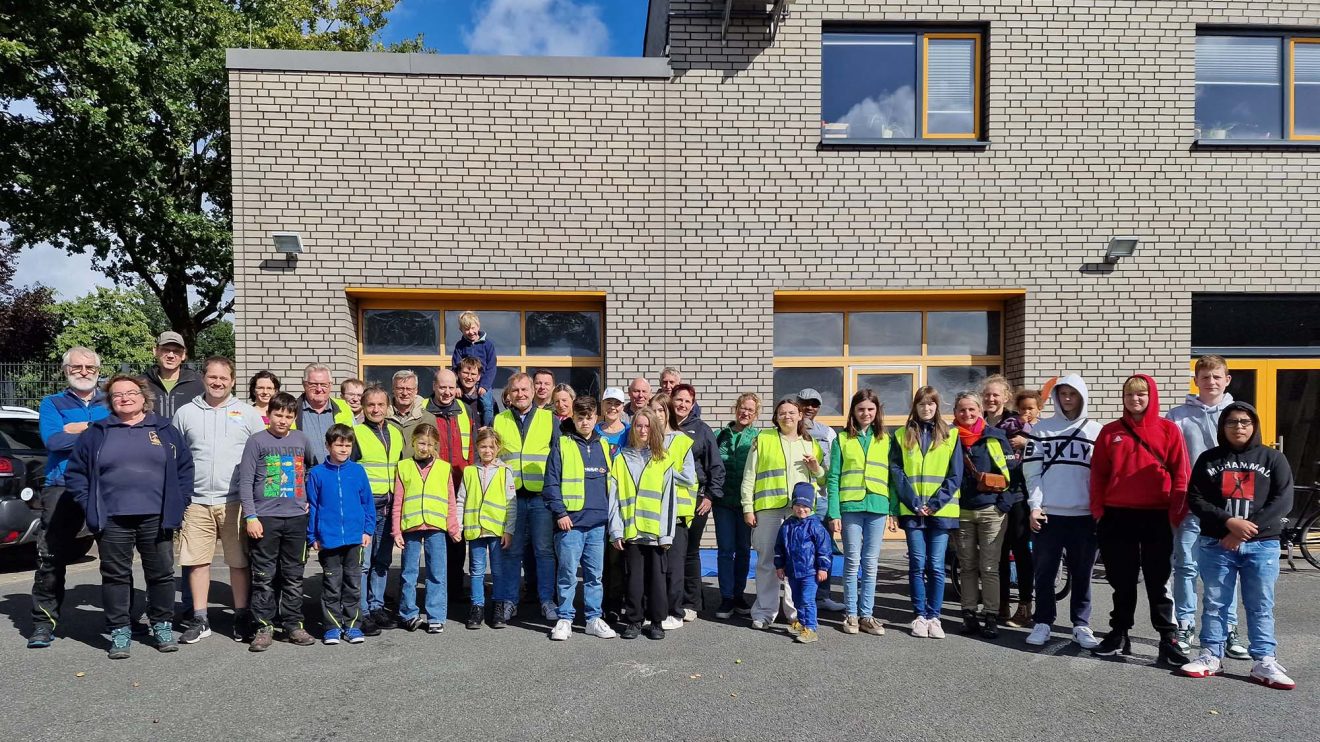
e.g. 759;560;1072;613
225;49;672;79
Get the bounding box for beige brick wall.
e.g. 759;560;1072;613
230;0;1320;421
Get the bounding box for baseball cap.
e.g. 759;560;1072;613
602;387;627;404
796;388;823;404
156;331;186;348
791;482;816;508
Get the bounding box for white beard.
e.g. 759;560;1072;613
67;375;98;393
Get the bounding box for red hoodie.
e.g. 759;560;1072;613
1089;374;1190;525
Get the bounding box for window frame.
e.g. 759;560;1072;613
1195;26;1320;145
820;23;989;147
1290;37;1320;141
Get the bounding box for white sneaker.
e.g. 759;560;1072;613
1071;625;1100;649
751;618;770;630
585;617;617;639
926;618;945;639
1180;649;1222;678
660;616;684;630
1250;657;1296;690
819;597;846;612
1026;623;1052;646
910;618;929;638
549;619;571;641
683;608;697;622
541;601;559;622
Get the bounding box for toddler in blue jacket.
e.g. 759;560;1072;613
775;482;833;644
307;424;376;645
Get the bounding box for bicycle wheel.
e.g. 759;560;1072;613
1300;512;1320;570
1055;562;1071;602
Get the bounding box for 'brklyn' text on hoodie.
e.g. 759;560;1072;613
1022;374;1102;517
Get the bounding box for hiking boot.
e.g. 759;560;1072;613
997;605;1013;622
1175;622;1195;654
841;615;860;634
1007;602;1033;628
249;627;274;652
344;627;365;644
787;620;804;637
1092;630;1132;657
403;616;425;632
960;610;982;635
585;617;617;639
180;616;211;644
152;622;179;652
620;623;642;640
1158;631;1192;666
466;604;484;630
1226;627;1250;660
795;627;819;644
980;615;1000;639
323;628;342;645
490;601;509;629
715;598;736;620
1249;657;1296;690
27;625;54;649
287;627;315;646
107;626;132;659
1180;650;1222;678
859;616;885;636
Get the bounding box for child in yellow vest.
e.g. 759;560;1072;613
457;427;518;629
391;424;460;633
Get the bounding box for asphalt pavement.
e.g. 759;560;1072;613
0;543;1314;741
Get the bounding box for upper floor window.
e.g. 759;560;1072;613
1196;32;1320;141
821;28;984;144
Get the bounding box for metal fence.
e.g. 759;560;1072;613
0;362;181;410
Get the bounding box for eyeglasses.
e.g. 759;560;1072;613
304;382;331;389
66;365;99;373
110;391;143;401
1224;419;1254;428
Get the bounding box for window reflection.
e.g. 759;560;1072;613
928;366;999;413
1195;36;1282;140
927;311;1001;356
856;373;915;417
363;365;442;392
774;313;843;357
444;310;520;354
525;312;602;356
851;312;922;355
363;310;439;355
1294;42;1320;137
822;33;917;140
773;367;844;416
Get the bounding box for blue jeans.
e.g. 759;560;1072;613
789;574;819;629
713;506;751;601
1174;513;1238;626
497;495;556;605
468;536;503;607
842;511;886;617
361;498;392;616
554;525;605;622
1197;536;1279;659
399;530;448;624
905;527;950;620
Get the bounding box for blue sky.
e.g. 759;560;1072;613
381;0;649;57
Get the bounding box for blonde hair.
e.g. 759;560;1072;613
902;386;949;450
627;408;668;460
732;392;761;415
1194;354;1228;376
1123;376;1150;394
474;426;502;450
980;374;1014;404
458;311;481;330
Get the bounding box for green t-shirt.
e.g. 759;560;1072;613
160;377;178;392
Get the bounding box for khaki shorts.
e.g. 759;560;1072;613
178;502;249;568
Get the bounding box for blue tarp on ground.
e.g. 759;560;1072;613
698;548;845;578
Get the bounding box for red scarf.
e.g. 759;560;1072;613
955;417;985;449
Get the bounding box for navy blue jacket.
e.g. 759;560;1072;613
38;388;111;486
67;413;194;533
889;423;965;531
959;425;1015;512
542;422;610;529
306;459;376;549
450;333;498;396
774;514;833;579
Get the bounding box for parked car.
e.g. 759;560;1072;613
0;406;94;561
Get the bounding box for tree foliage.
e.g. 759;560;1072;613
0;238;59;363
51;285;159;368
0;0;423;350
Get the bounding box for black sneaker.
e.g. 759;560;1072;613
644;624;665;640
1092;631;1132;657
232;611;254;643
371;609;397;631
733;595;753;616
361;616;382;637
980;615;999;640
181;616;211;644
1158;631;1192;666
714;598;736;620
403;616;425;632
27;625;54;649
490;602;508;629
467;604;484;630
960;611;981;635
620;623;641;640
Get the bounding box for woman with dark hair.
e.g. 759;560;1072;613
827;389;892;636
889;386;963;639
249;371;281;424
741;397;824;630
68;374;194;659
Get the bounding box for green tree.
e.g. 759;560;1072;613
0;237;59;363
51;286;158;369
0;1;423;350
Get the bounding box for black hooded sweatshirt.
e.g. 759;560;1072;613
1186;402;1294;542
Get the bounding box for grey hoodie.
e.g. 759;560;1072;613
1166;392;1235;467
172;395;267;506
1022;374;1103;517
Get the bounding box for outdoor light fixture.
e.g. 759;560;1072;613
1105;236;1139;263
272;231;304;255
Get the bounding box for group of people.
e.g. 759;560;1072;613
21;316;1297;689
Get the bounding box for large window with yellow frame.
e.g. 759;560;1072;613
352;291;605;399
773;293;1009;427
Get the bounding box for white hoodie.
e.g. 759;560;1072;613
1166;392;1235;466
1022;374;1103;517
172;394;268;506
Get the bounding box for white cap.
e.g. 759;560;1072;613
602;387;627;403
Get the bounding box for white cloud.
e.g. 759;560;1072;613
464;0;610;56
834;87;916;140
12;245;114;300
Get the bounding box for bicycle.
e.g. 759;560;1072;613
944;540;1072;603
1281;483;1320;571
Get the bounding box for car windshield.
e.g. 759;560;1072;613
0;419;44;453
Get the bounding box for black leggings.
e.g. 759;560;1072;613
999;500;1034;606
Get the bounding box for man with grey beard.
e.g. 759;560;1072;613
26;347;112;648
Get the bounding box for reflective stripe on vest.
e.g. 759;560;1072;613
397;457;453;531
612;453;669;540
898;432;959;518
557;436;613;512
461;464;510;540
751;430;823;512
354;422;402;495
837;431;891;503
492;409;554;492
667;433;696;518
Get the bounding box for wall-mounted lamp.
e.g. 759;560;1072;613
1105;236;1139;264
272;231;304;255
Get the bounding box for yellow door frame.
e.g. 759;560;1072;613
1189;357;1320;447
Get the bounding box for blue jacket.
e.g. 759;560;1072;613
67;413;194;533
306;459;376;549
959;425;1014;512
774;514;833;579
451;333;498;395
889;422;964;531
542;424;611;529
38;389;111;487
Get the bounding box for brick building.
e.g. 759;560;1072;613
227;0;1320;484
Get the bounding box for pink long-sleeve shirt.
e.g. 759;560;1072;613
392;458;460;539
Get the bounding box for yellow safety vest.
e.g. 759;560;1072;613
750;430;823;512
396;457;453;531
331;397;355;427
461;464;511;540
898;432;959;518
556;436;613;512
354;422;403;496
836;430;892;503
456;402;473;454
667;432;697;518
492;408;554;492
612;452;669;540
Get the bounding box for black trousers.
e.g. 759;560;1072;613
319;544;362;631
999;499;1034;607
665;522;688;618
30;486;89;628
683;512;708;610
623;542;668;626
603;542;625;617
447;538;467;598
1097;507;1176;634
249;514;309;631
98;514;174;629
